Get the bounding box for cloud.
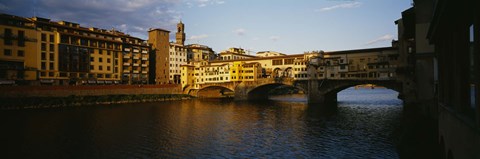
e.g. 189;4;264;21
188;34;209;40
233;28;246;36
0;0;183;39
365;34;394;45
315;2;362;12
191;0;225;8
0;3;8;11
269;36;280;41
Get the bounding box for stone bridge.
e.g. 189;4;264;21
306;79;402;104
185;77;402;105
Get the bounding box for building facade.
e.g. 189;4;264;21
218;47;256;61
168;21;187;84
186;44;215;62
256;51;286;57
148;28;170;84
0;13;157;85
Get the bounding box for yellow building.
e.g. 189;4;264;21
186;44;215;62
218;47;256;61
0;14;38;84
120;34;150;84
0;13;155;85
180;64;195;89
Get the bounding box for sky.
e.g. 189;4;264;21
0;0;412;54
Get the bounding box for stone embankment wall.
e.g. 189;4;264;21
0;84;182;98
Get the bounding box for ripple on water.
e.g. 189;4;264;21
0;87;402;158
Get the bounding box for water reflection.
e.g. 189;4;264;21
0;87;402;158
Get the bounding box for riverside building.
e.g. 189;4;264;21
0;13;158;85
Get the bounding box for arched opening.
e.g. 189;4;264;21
320;81;403;105
273;68;282;78
197;86;234;98
284;67;293;78
247;83;306;101
334;83;402;104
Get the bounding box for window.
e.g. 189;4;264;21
284;59;294;65
41;33;46;41
107;66;111;71
99;58;103;62
90;65;94;70
49;35;54;42
41;53;46;60
49;44;54;51
90;57;94;62
99;66;103;70
4;49;12;56
49;54;54;61
107;58;111;63
272;59;283;65
41;43;46;51
18;30;25;46
41;62;46;70
4;28;12;45
49;62;54;70
17;50;24;57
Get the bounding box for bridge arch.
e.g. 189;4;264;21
311;80;403;104
195;85;235;98
242;82;307;100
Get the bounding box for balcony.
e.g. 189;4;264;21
133;63;139;67
133;49;139;53
142;50;148;54
133;56;139;60
123;62;130;66
142;57;148;60
133;70;139;74
141;64;148;67
123;70;130;73
124;48;131;52
142;71;148;74
123;55;130;58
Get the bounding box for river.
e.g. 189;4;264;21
0;87;403;158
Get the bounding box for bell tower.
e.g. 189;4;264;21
175;21;185;45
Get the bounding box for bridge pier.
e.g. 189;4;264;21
307;79;337;105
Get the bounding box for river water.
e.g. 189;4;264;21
0;87;403;158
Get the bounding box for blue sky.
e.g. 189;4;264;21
0;0;412;54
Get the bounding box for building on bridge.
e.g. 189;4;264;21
181;47;400;97
308;47;399;80
218;47;256;61
186;44;215;62
256;51;286;57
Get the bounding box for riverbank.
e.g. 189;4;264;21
0;84;193;110
0;94;193;110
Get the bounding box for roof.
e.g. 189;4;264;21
324;47;397;55
219;51;256;57
148;28;170;32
